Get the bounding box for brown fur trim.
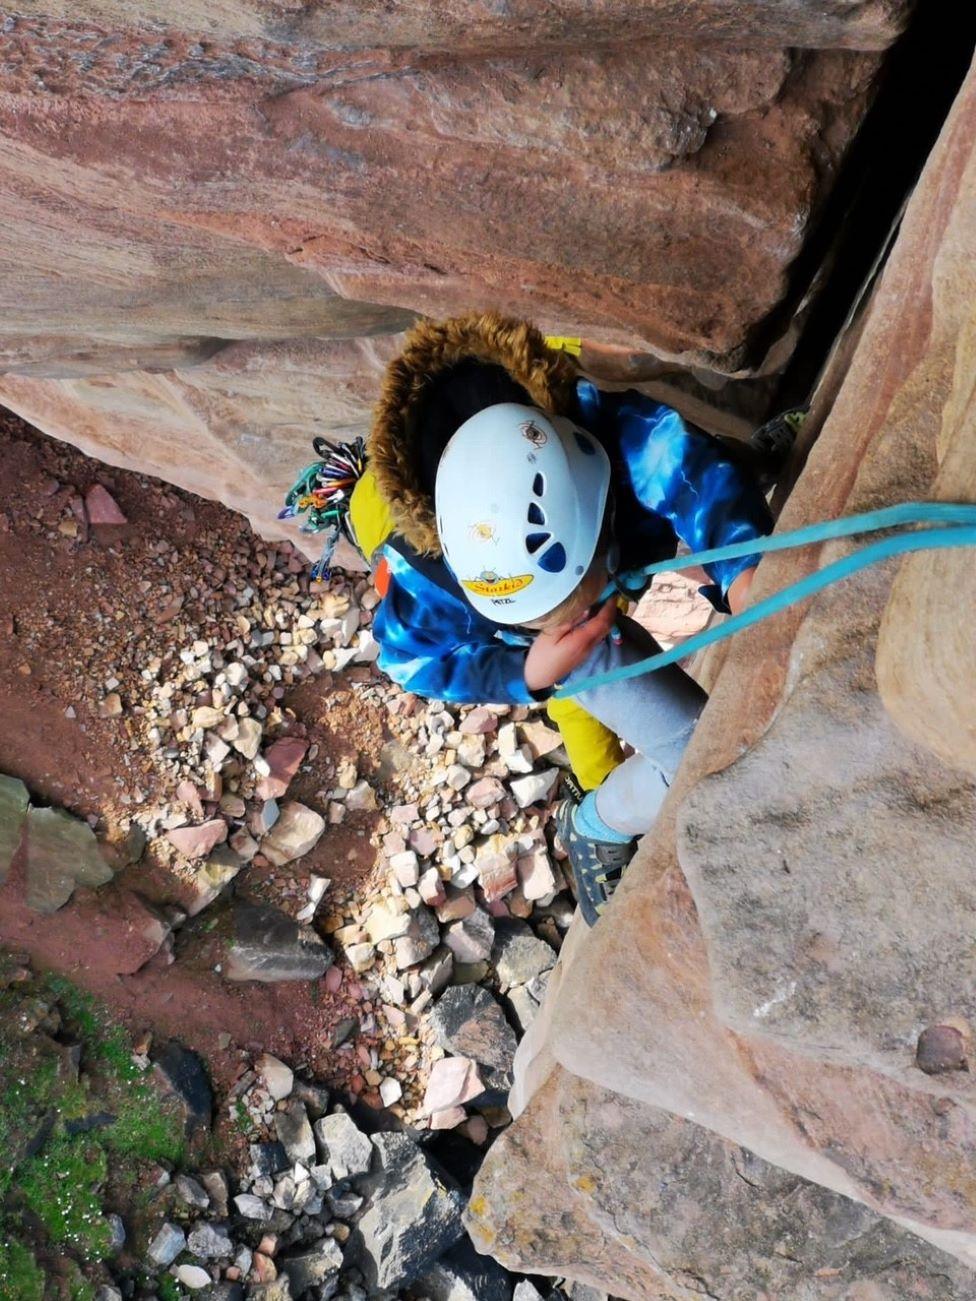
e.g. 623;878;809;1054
369;311;578;556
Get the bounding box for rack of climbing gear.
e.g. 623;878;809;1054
279;435;368;581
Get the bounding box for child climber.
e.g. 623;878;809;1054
283;313;786;926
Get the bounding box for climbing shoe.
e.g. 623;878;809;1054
554;797;637;928
749;407;807;486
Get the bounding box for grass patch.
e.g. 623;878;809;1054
109;1086;184;1164
0;963;189;1295
157;1275;184;1301
0;1238;45;1300
19;1135;111;1259
43;974;142;1082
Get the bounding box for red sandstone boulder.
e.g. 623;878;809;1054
0;7;903;546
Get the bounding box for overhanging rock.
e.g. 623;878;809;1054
0;4;909;544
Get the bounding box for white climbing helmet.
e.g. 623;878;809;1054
434;403;611;624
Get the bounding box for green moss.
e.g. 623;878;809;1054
42;976;103;1041
0;967;191;1294
41;976;139;1082
157;1274;184;1301
108;1085;184;1165
0;1238;45;1300
233;1098;251;1134
70;1278;97;1301
18;1135;111;1260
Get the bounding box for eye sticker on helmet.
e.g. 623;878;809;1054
520;420;549;448
462;572;534;598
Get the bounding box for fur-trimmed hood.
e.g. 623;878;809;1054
369;312;578;556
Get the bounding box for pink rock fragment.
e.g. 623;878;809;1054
256;737;308;801
383;1003;407;1030
383;831;408;857
444;910;494;963
324;965;343;993
517;847;558;901
519;719;564;759
461;1114;490;1145
165;818;228;859
477;853;519;903
467;777;507;809
85;483;127;525
459;708;498;735
408;826;442;857
390;850;420;888
423;1056;484;1114
108;890;171;975
435;888;476;924
390;803;419;825
176;780;204;820
418;868;447;908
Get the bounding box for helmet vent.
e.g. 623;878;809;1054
532;473;545;497
526;531;551;555
527;503;546;525
538;542;567;573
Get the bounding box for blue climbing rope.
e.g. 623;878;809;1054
555;501;976;698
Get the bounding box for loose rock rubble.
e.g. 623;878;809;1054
308;673;580;1132
2;510;582;1277
138;1057;605;1301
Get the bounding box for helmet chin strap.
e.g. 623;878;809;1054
599;495;624;600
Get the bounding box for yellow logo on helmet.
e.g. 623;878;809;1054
462;572;534;599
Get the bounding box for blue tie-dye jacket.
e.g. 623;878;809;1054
373;379;772;705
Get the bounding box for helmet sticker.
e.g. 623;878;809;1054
520;420;549;448
468;521;497;544
462;572;534;598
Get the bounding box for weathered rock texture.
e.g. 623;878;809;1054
468;51;976;1294
5;3;914;52
470;1067;976;1299
0;5;908;537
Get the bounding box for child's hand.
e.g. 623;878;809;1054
727;567;756;614
524;599;618;692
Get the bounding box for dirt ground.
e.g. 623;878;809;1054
0;409;399;1098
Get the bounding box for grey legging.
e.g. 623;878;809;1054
564;617;707;836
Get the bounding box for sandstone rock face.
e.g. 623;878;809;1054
469;1067;976;1299
0;337;404;549
874;85;976;773
469;53;976;1292
5;2;914;51
679;668;976;1077
0;6;904;538
0;28;881;367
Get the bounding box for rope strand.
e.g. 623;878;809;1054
560;502;976;697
